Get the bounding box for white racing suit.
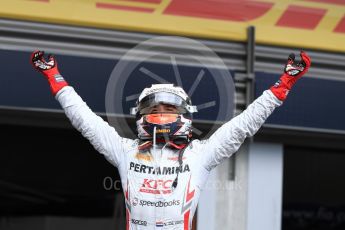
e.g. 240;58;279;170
56;86;282;230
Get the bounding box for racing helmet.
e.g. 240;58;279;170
130;84;198;141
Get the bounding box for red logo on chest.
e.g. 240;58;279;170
139;179;173;194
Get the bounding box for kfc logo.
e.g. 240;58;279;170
139;179;173;194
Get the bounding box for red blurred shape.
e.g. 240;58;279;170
304;0;345;5
163;0;274;21
96;2;154;12
276;5;326;29
334;15;345;33
120;0;161;3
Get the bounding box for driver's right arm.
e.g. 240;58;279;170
30;51;131;168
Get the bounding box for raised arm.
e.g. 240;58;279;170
30;51;133;167
201;51;311;171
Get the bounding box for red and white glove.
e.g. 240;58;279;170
270;51;311;101
30;50;68;95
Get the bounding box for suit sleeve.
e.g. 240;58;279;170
201;90;282;171
55;86;134;168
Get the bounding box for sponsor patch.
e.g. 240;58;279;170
156;128;170;133
135;152;153;162
131;219;147;226
129;162;190;175
134;198;181;207
167;156;186;161
140;179;173;194
156;221;164;227
164;220;184;226
132;197;139;206
54;74;65;82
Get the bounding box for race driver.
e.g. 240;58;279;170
30;50;311;229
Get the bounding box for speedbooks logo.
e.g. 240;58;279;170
132;198;180;207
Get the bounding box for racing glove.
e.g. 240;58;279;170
270;51;311;101
30;50;68;95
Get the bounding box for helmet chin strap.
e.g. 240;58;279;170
167;141;186;150
138;121;188;151
153;126;157;148
138;137;187;151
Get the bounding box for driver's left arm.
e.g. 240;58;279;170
201;51;311;171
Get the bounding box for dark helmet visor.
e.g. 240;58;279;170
138;92;187;114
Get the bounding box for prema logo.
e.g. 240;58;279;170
140;179;173;194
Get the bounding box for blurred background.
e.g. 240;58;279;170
1;0;345;230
